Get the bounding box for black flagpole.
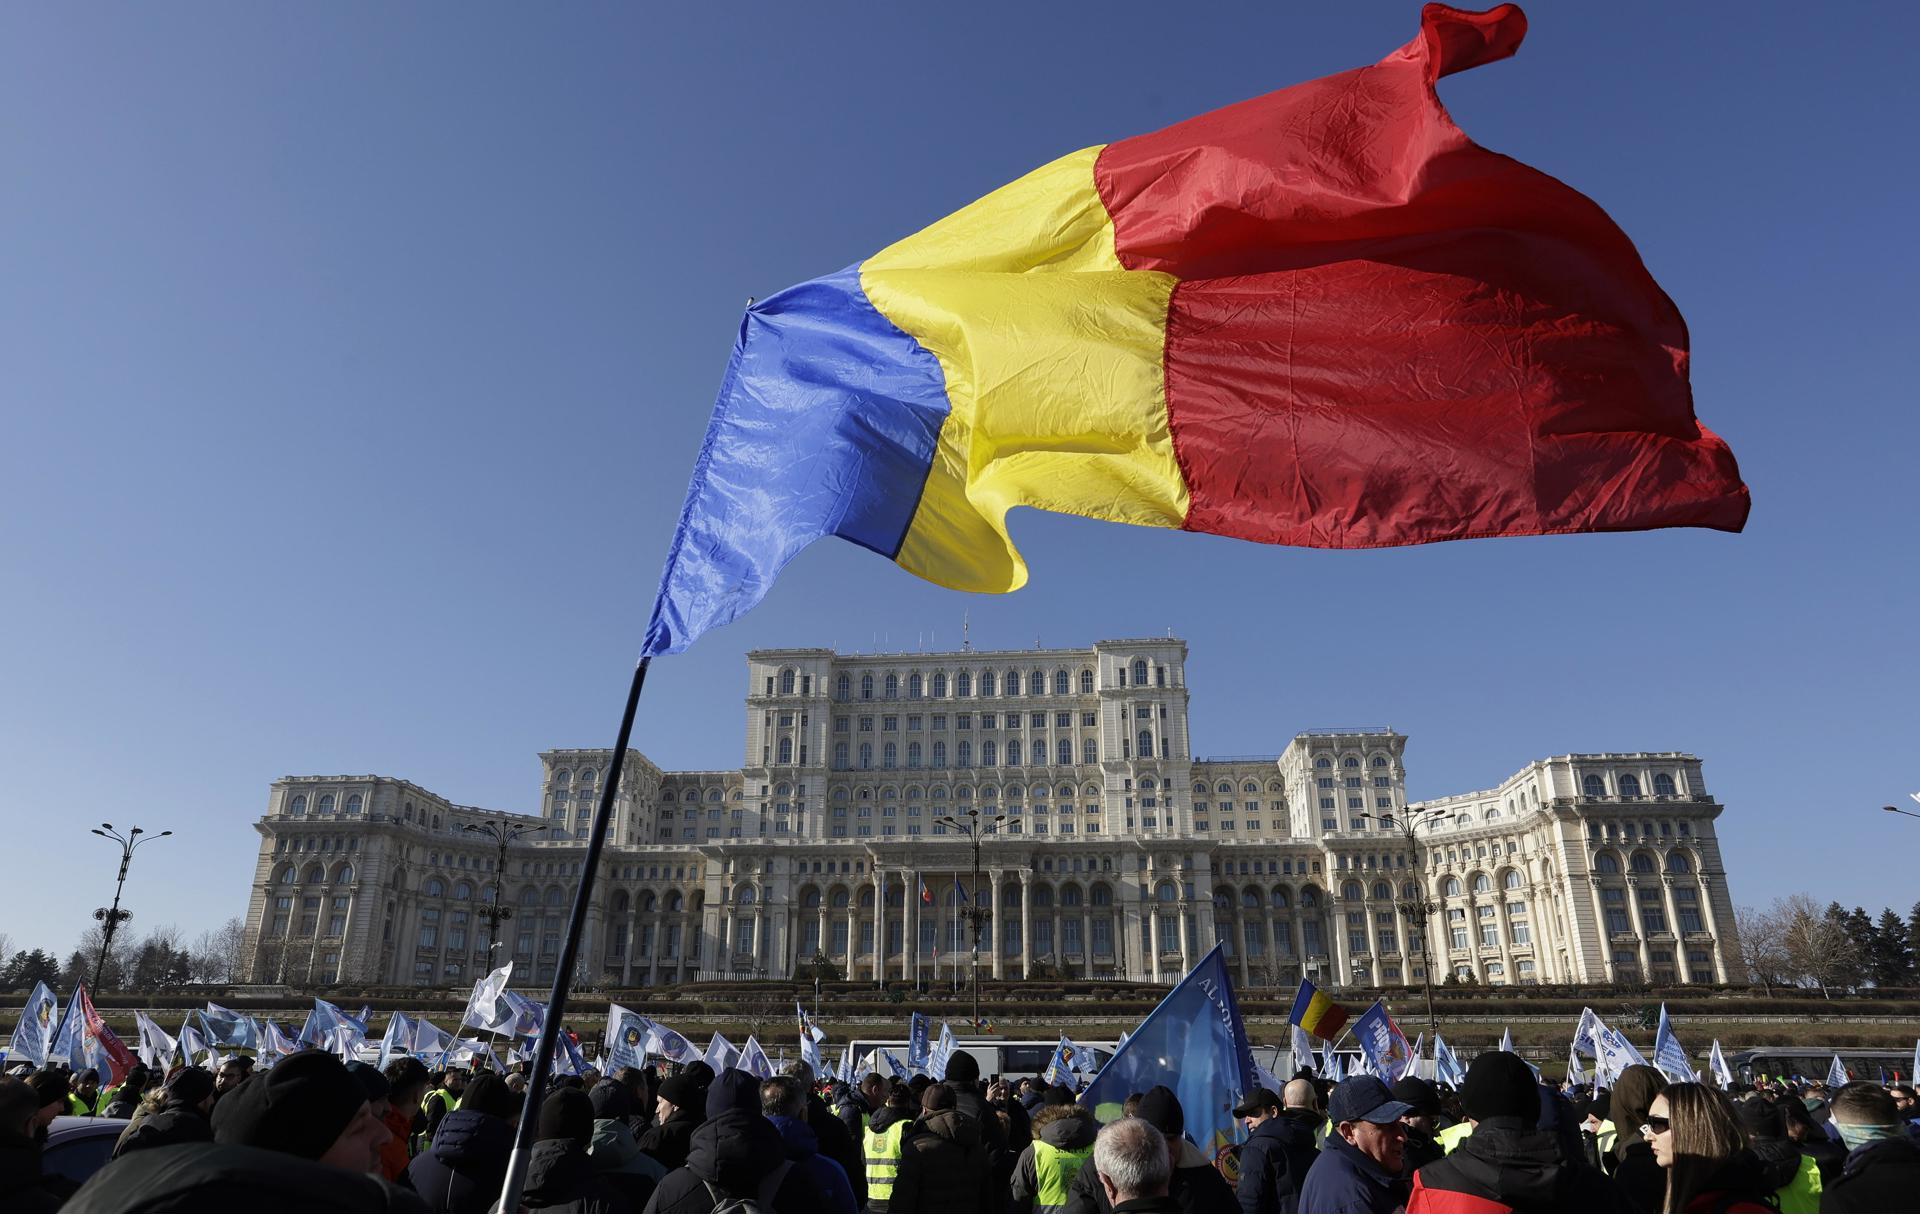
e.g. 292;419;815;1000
497;655;652;1214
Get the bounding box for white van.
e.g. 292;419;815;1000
845;1037;1115;1082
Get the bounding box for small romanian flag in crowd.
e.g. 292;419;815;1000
1289;978;1350;1041
642;3;1748;659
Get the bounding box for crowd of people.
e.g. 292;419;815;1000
2;1045;1917;1214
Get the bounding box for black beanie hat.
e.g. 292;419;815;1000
211;1051;368;1161
165;1067;216;1108
681;1061;716;1088
706;1068;762;1119
461;1071;522;1120
1460;1051;1541;1124
538;1087;596;1145
1041;1085;1074;1107
659;1072;703;1108
1391;1076;1442;1117
943;1051;980;1084
344;1061;390;1104
25;1070;69;1110
590;1079;632;1121
1136;1085;1185;1137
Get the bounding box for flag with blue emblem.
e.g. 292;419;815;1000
741;1036;775;1079
1652;1005;1694;1083
1572;1007;1605;1057
6;982;58;1067
461;964;517;1035
1826;1055;1849;1088
705;1033;739;1072
411;1017;454;1067
1353;1001;1413;1083
202;1003;258;1051
929;1023;958;1080
837;1041;857;1085
1433;1033;1465;1088
644;1021;700;1065
1042;1035;1084;1090
1595;1026;1647;1085
908;1012;932;1070
1078;946;1253;1156
605;1004;652;1071
883;1050;912;1082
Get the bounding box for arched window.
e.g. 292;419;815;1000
454;881;472;899
1300;887;1319;908
1271;887;1291;909
909;673;923;698
836;674;851;701
1055;738;1071;765
957;741;972;767
1315;758;1331;769
1444;877;1463;897
1006;740;1021;765
546;887;564;906
981;671;996;696
1472;873;1492;893
858;743;873;769
779;668;796;694
520;886;540;906
957;672;972;697
1343;757;1360;769
1082;739;1098;764
932;672;948;697
1062;884;1084;908
1132;659;1149;684
1630;852;1657;874
883;742;897;768
1343;881;1363;900
317;794;334;815
1619;774;1642;797
1005;670;1020;696
1079;669;1094;693
1156;881;1178;903
639;891;656;912
861;674;874;700
1654;773;1676;796
666;892;684;912
1140;777;1157;790
1054;670;1070;695
1594;853;1622;874
777;737;793;764
1666;852;1693;874
1137;730;1153;757
802;888;822;908
289;795;307;816
1372;881;1391;900
907;742;922;768
981;741;997;767
1503;870;1522;889
1371;756;1388;767
277;863;297;884
1583;774;1606;797
1091;883;1114;907
737;886;757;905
884;673;899;699
830;888;851;909
345;794;362;815
426;877;446;897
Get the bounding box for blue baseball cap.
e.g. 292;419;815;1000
1328;1075;1413;1125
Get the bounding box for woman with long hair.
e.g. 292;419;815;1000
1643;1083;1774;1214
1607;1064;1670;1213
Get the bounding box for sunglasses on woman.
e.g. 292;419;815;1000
1641;1116;1671;1135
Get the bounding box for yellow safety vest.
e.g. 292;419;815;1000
865;1120;907;1210
1593;1118;1617;1159
1033;1140;1095;1214
1436;1122;1474;1155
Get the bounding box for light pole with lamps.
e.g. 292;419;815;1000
1884;802;1920;821
89;823;171;990
1358;806;1448;1041
936;808;1006;1031
463;819;543;961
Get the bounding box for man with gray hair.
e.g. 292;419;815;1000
1093;1119;1177;1214
764;1074;860;1214
785;1058;867;1209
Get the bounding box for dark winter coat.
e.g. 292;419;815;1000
808;1092;868;1210
591;1117;667;1211
771;1112;860;1214
1406;1118;1633;1214
1236;1111;1322;1214
1067;1137;1237;1214
1794;1134;1847;1183
1399;1128;1442;1177
522;1137;634;1214
1671;1153;1781;1214
1294;1130;1407;1214
405;1107;516;1214
642;1110;829;1214
639;1106;703;1172
1819;1136;1920;1214
114;1100;215;1159
62;1141;427;1214
1603;1141;1666;1214
893;1110;995;1214
0;1128;70;1214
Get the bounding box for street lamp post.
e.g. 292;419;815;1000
937;809;1006;1032
89;824;171;990
1359;806;1447;1041
464;820;542;961
1884;803;1920;822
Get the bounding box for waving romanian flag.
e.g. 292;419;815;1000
1290;978;1350;1041
643;4;1747;658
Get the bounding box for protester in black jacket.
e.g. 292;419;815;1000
523;1087;633;1214
62;1141;430;1214
1408;1052;1632;1214
893;1084;995;1214
1232;1084;1319;1214
638;1071;707;1171
1777;1095;1848;1182
641;1069;828;1214
791;1060;868;1210
0;1076;71;1214
1822;1083;1920;1214
406;1072;521;1214
115;1068;216;1158
103;1065;153;1119
1065;1085;1234;1214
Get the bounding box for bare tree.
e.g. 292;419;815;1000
1778;894;1864;998
191;918;249;984
1735;903;1791;994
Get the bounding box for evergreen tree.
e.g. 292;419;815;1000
17;949;61;989
1871;908;1915;987
1910;901;1920;969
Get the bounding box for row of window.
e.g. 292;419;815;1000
1581;772;1682;797
837;710;1107;732
829;735;1175;768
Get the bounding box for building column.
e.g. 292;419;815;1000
1020;878;1033;979
1626;878;1654;976
1586;877;1612;983
647;918;660;986
844;906;856;968
719;913;734;978
816;905;829;968
872;871;885;982
1147;899;1162;984
1330;897;1353;989
1080;910;1092;979
621;908;637;986
1696;875;1731;983
1659;876;1686;979
989;871;1005;980
906;869;920;985
334;890;358;984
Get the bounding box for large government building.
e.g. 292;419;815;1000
241;639;1743;992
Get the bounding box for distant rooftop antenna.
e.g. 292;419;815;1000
962;611;971;651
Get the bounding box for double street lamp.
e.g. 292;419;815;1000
463;819;543;960
936;808;1006;1033
89;823;171;990
1357;806;1447;1041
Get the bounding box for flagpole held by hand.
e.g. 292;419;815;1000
496;655;653;1214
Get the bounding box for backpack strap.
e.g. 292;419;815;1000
759;1158;795;1206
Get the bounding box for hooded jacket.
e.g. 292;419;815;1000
892;1109;994;1214
0;1127;69;1214
809;1091;869;1210
1407;1119;1633;1214
1671;1153;1779;1214
522;1136;633;1214
1012;1107;1099;1214
1603;1068;1667;1214
772;1112;860;1214
114;1096;216;1160
1237;1110;1322;1214
1066;1136;1238;1214
641;1109;830;1214
405;1107;517;1214
1819;1136;1920;1214
591;1116;668;1211
639;1103;703;1172
61;1141;427;1214
1293;1130;1407;1214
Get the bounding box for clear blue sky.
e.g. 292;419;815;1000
3;2;1915;962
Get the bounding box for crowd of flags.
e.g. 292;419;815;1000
9;952;1915;1129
